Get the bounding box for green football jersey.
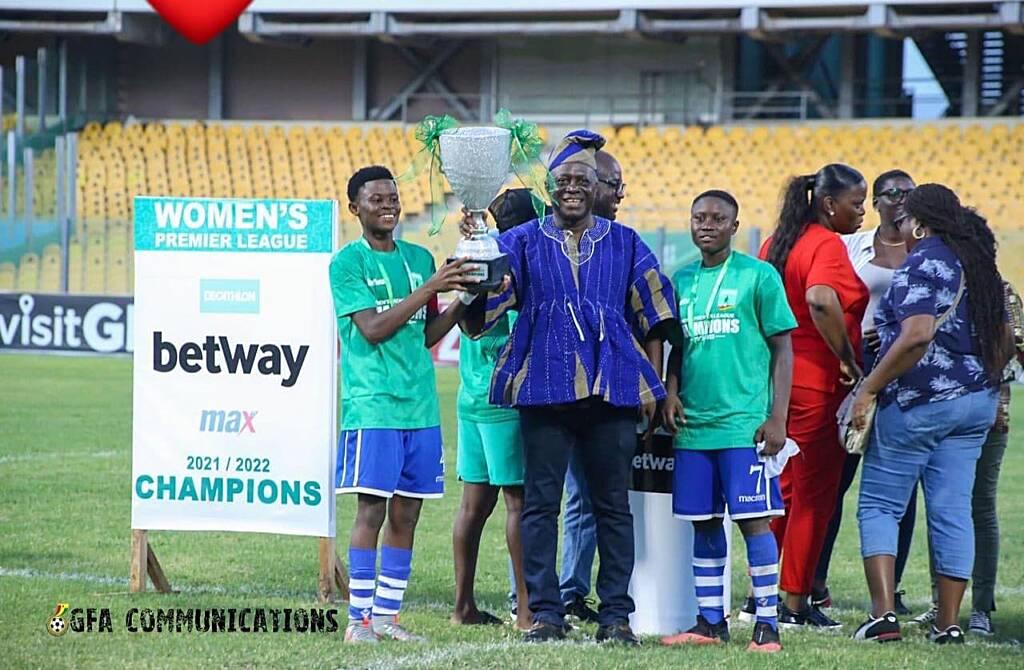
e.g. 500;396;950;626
670;251;796;450
329;238;439;431
457;312;518;424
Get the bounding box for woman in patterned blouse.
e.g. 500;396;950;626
850;184;1013;645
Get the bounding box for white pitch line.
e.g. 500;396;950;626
0;567;491;609
0;566;127;586
347;641;518;670
0;450;121;465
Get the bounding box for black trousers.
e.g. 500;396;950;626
519;401;637;627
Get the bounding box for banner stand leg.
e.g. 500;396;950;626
318;537;350;603
130;529;172;594
130;530;147;593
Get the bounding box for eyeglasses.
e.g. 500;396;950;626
598;178;627;197
878;187;914;203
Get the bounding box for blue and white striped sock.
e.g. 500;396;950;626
693;525;728;626
372;545;412;624
348;546;376;623
746;531;779;630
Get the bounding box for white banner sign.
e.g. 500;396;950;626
131;197;338;537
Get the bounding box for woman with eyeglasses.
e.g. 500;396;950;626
811;170;917;614
754;164;869;630
850;184;1013;644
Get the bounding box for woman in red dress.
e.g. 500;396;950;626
756;163;869;629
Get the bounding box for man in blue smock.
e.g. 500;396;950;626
462;131;677;645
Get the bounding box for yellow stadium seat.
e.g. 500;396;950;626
0;262;15;290
15;253;40;291
66;241;84;293
107;249;130;295
62;118;1024;286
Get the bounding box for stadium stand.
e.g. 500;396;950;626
0;119;1021;294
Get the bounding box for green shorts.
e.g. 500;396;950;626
456;417;524;486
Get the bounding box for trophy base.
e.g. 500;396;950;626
447;254;510;294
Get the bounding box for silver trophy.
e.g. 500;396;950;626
439;126;512;293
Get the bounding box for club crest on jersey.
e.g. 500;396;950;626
717;289;737;312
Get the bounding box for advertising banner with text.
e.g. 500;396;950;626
0;292;133;354
131;197;338;537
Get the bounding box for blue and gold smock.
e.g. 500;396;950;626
478;216;678;408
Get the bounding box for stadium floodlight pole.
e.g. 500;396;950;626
0;67;3;217
656;222;666;262
351;38;368;121
15;55;25;138
6;132;15;218
67;133;77;233
56;136;69;293
99;66;107;118
747;226;761;257
24;147;34;229
78;57;87;122
207;36;224;120
58;40;68;132
37;47;47;133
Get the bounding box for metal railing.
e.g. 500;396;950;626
395;89;832;126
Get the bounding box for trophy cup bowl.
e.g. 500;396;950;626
439;126;513;293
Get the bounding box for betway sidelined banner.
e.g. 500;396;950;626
131;196;338;537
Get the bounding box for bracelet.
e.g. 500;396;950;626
458;291;476;305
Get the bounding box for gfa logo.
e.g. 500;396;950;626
199;409;257;434
47;603;112;635
48;603;70;637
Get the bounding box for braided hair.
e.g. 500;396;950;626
766;163;864;278
961;206;997;260
904;184;1009;379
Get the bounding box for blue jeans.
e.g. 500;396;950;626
559;452;597;603
815;452;917;586
858;389;997;580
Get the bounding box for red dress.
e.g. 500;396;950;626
759;223;868;594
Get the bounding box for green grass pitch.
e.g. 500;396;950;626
1;354;1022;668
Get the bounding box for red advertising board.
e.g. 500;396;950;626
430;298;460;366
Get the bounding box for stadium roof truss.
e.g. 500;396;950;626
0;2;1021;40
0;2;1019;122
241;3;1024;40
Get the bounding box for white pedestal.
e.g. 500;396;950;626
627;490;732;634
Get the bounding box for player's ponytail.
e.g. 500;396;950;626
766;174;815;277
766;163;864;281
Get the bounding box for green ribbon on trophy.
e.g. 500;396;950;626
398;114;460;234
401;110;552;236
494;108;552;222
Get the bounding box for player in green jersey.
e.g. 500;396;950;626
331;165;479;644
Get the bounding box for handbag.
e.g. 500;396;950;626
837;273;966;455
1006;281;1024;365
836;379;874;456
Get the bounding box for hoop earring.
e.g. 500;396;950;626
912;225;925;240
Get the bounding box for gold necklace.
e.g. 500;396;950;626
876;230;904;247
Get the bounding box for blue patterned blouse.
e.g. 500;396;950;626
874;236;993;409
478;216;677;408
